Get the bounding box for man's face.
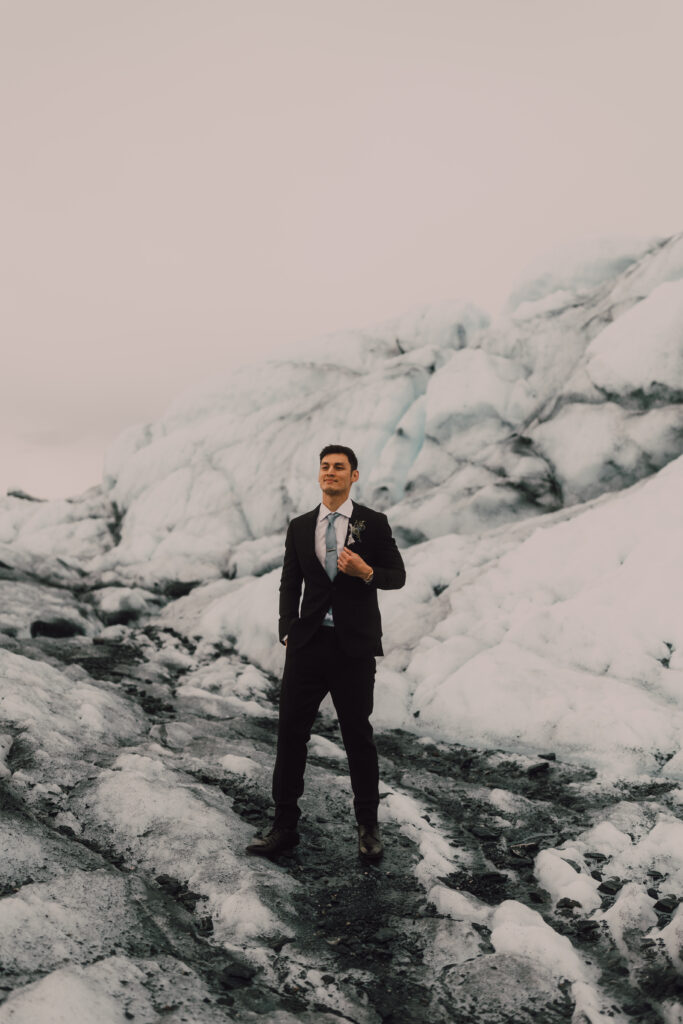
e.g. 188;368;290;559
319;453;359;498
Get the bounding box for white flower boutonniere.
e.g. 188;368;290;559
348;519;366;546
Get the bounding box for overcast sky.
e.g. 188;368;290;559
2;0;682;499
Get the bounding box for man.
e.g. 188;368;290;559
246;445;406;861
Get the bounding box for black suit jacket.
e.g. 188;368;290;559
278;501;406;657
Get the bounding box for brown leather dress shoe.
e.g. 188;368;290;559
246;828;299;857
358;823;383;861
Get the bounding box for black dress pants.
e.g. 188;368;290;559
271;627;379;829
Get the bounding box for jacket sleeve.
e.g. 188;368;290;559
278;522;303;642
369;513;406;591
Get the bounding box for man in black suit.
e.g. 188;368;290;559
246;445;406;860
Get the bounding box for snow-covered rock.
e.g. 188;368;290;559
0;488;116;565
188;450;683;778
2;232;682;781
0;648;144;772
6;231;683;1021
88;231;682;580
4;233;683;589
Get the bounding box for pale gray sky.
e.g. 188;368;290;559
2;0;682;498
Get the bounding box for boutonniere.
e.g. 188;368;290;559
348;519;366;546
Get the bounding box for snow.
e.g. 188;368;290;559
72;751;290;944
0;734;12;779
512;808;683;975
92;586;159;623
219;753;260;776
176;656;272;703
504;234;659;313
372;666;414;730
5;235;682;592
0;955;217;1024
180;449;683;777
609;818;683;891
214;879;285;943
0;649;143;761
0;489;114;563
308;735;346;760
3;230;683;1020
533;848;601;911
0;871;144;986
4;231;676;780
511;289;576;321
378;784;472;900
430;887;491;926
424;348;525;440
489;901;630;1022
197;571;285;675
586;279;683;398
0;579;96;639
402;454;683;775
578;821;633;858
3;236;682;585
531;401;683;505
600;884;659;957
490;900;586;981
0;965;132;1024
658;905;683;978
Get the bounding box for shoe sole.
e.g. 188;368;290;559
358;846;383;861
246;835;300;857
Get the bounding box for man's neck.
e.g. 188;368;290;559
321;493;351;513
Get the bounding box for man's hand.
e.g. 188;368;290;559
338;546;373;581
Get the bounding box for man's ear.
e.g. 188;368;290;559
352;469;359;483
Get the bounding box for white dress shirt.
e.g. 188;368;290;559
316;497;353;626
315;497;353;569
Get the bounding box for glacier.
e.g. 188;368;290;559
2;231;683;1022
7;232;683;775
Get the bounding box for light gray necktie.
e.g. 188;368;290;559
325;512;340;580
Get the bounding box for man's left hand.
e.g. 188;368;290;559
338;546;372;580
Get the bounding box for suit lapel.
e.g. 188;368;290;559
344;500;355;547
346;500;368;549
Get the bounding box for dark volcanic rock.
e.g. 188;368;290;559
598;877;624;895
155;874;186;896
441;870;509;905
654;894;679;914
470;824;502;841
30;618;87;639
7;489;45;502
557;897;581;910
217;961;257;990
575;919;600;939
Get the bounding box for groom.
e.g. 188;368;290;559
246;445;406;860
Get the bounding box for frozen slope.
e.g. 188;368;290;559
87;231;683;584
2;234;683;1023
170;449;683;779
3;233;682;585
1;229;682;780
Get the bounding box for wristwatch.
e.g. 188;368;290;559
363;570;374;584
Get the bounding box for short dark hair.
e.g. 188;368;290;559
319;445;358;472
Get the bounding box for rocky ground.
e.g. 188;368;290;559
1;563;682;1023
